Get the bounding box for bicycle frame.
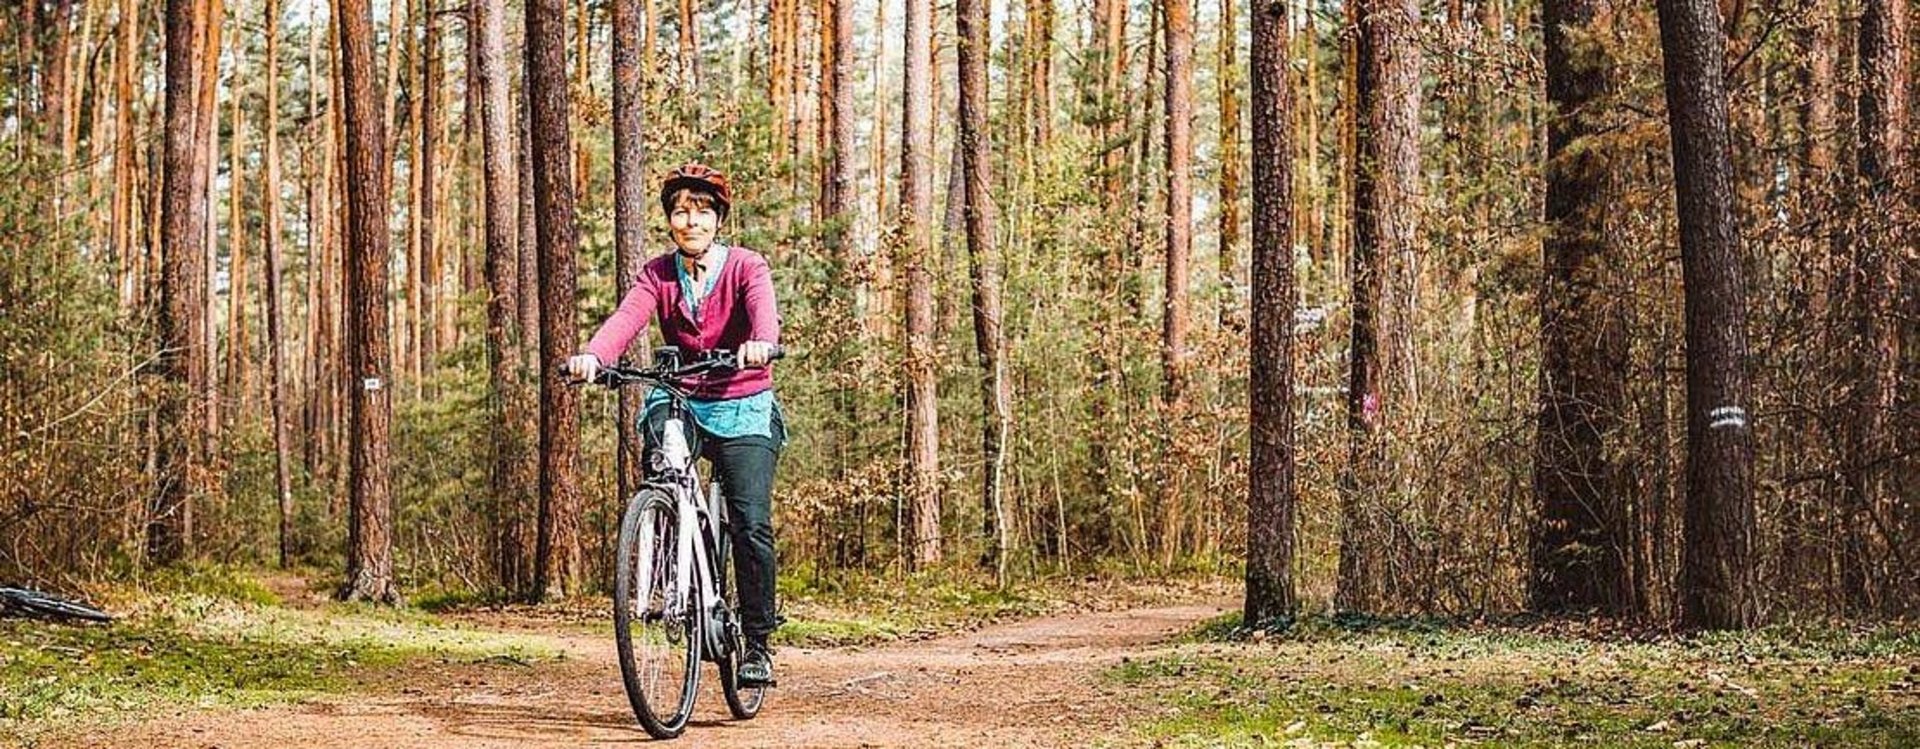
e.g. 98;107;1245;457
634;395;735;659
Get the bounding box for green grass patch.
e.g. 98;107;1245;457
1;569;562;741
772;567;1055;648
1113;617;1920;748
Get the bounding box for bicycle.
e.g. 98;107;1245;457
572;345;782;739
0;586;113;623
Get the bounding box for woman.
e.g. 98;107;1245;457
565;162;784;686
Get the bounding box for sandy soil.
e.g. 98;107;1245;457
70;599;1231;748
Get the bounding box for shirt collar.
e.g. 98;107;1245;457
677;242;729;276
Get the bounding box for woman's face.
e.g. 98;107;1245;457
669;194;721;255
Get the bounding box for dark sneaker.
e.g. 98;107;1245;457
737;639;775;686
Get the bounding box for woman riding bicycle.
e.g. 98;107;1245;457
565;162;784;687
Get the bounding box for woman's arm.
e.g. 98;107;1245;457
584;276;658;363
742;251;781;344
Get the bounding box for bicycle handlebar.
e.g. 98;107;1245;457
560;345;787;389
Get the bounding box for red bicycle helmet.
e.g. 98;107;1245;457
660;162;732;216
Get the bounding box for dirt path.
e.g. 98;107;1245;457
77;600;1230;748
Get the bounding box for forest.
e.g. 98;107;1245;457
3;0;1919;743
1;0;1917;632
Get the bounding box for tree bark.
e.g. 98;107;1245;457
820;0;857;485
1656;0;1757;630
1162;0;1194;401
1217;0;1243;330
1531;0;1631;615
476;0;535;597
198;0;224;468
1244;0;1297;628
262;0;294;568
529;0;584;599
417;0;441;380
1840;0;1908;614
901;0;940;568
1086;0;1128;525
1336;0;1420;613
153;0;210;564
113;0;139;309
1024;0;1054;150
226;19;251;418
337;0;400;604
956;0;1010;579
613;0;649;499
678;0;699;96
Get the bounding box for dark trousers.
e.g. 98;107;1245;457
642;402;783;639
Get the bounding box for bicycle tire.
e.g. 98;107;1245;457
0;587;113;623
713;530;766;720
613;490;701;738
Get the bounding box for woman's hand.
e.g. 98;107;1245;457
565;353;602;382
739;340;777;368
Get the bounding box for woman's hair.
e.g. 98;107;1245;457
666;186;728;222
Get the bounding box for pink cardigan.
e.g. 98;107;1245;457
584;246;781;400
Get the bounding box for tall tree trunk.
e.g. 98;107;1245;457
226;21;251;419
198;0;224;468
383;0;408;154
262;0;294;567
113;0;139;309
153;0;210;564
1163;0;1194;400
1244;0;1297;627
1024;0;1054;150
337;0;400;604
1159;0;1196;566
900;0;940;568
1336;0;1420;613
45;0;74;152
529;0;584;599
477;0;534;596
417;0;441;381
1841;0;1908;614
1656;0;1757;630
1086;0;1129;530
516;86;540;367
613;0;648;499
678;0;699;97
956;0;1010;579
770;0;788;147
820;0;857;484
1218;0;1243;330
1786;0;1838;607
1531;0;1630;614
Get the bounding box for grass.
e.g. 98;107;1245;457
0;567;561;743
1109;612;1920;748
771;565;1225;648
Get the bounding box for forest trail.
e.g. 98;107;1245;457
78;599;1232;748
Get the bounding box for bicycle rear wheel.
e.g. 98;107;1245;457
613;489;701;738
714;531;767;719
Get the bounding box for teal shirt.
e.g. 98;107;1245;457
675;244;728;321
646;387;777;439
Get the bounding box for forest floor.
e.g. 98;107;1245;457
3;569;1917;748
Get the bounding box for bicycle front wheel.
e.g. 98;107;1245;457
613;489;701;738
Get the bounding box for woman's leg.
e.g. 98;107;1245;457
707;436;779;640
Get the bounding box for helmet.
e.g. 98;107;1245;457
660;162;732;217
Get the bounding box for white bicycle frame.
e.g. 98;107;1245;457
633;410;729;651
